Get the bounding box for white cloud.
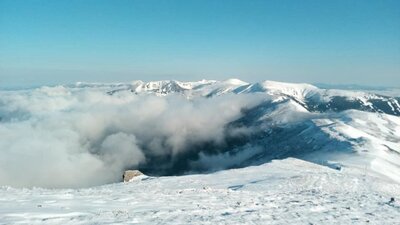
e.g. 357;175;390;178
0;86;264;188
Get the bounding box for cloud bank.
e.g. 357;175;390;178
0;86;264;188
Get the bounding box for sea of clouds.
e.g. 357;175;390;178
0;86;265;188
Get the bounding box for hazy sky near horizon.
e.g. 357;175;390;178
0;0;399;87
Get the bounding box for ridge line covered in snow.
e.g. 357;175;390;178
0;79;399;189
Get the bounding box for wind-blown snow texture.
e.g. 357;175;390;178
1;158;399;224
0;79;400;189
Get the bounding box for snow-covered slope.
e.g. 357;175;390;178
95;79;400;183
1;158;399;224
1;79;399;187
1;79;400;224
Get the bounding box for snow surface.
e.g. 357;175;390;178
1;158;399;224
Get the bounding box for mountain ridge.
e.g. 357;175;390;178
88;79;400;116
1;79;399;187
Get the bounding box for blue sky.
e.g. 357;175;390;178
0;0;399;87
